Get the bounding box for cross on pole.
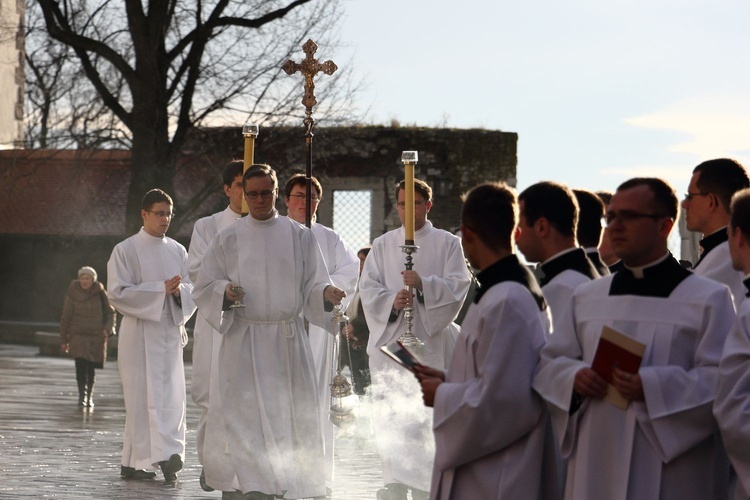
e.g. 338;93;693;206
282;39;338;116
282;39;338;228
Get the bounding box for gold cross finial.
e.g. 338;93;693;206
282;39;338;114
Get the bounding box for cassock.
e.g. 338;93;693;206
694;228;745;309
533;254;734;500
303;221;359;483
359;221;471;492
107;228;196;471
585;248;611;276
192;210;334;498
714;278;750;500
540;247;599;336
431;254;558;500
187;205;240;465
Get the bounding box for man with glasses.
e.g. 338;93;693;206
682;158;749;308
192;164;346;499
534;177;734;500
107;188;197;483
359;179;471;500
283;173;359;491
516;181;599;337
187;160;244;491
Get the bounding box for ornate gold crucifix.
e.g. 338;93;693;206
282;39;338;117
282;39;337;227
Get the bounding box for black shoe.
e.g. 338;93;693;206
121;465;156;480
78;394;86;406
85;396;94;407
200;468;215;492
222;491;244;500
243;492;276;500
159;453;183;482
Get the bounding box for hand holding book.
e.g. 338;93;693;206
589;326;646;409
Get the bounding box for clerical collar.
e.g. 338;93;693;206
623;252;669;278
539;247;599;287
474;254;547;312
610;253;690;298
696;227;728;266
608;260;624;273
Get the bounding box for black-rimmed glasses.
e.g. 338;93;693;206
605;211;667;225
146;210;174;219
245;190;275;200
684;192;710;201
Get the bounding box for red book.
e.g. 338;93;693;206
591;326;646;410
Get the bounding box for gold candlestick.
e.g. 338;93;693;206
241;122;259;215
399;151;423;347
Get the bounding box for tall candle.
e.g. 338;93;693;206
405;163;415;242
401;151;419;244
242;123;260;215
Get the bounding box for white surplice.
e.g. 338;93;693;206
694;240;745;309
187;206;240;464
542;270;591;336
533;272;734;500
715;296;750;500
107;228;196;470
302;221;359;484
431;280;552;500
359;221;471;491
192;211;334;498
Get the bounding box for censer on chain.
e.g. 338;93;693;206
329;304;357;428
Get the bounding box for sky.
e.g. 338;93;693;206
334;0;750;196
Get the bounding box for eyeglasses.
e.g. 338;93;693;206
684;192;710;201
146;210;174;219
245;190;275;200
605;211;667;225
288;193;321;202
396;200;426;208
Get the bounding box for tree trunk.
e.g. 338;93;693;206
125;77;176;235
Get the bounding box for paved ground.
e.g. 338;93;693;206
0;344;384;499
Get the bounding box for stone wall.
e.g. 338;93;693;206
0;125;516;324
187;125;518;236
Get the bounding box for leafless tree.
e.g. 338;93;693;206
32;0;361;233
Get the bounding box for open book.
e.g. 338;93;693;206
380;341;423;373
591;326;646;410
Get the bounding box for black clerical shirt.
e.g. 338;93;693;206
695;227;729;268
586;250;611;277
474;254;547;312
609;254;691;298
539;248;600;287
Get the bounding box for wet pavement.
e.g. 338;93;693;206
0;344;383;499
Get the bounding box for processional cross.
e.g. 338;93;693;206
282;39;337;227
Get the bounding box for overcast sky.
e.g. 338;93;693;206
335;0;750;196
